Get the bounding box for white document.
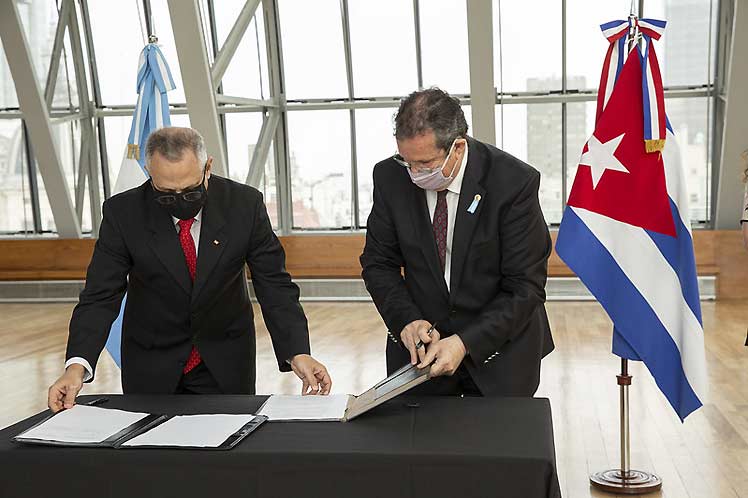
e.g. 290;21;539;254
18;405;149;444
121;414;257;448
257;394;352;421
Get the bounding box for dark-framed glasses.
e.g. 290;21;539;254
151;167;206;205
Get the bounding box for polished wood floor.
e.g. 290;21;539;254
0;300;746;498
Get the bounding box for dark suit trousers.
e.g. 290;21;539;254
175;362;223;394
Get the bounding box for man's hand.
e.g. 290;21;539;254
400;320;441;365
418;335;467;377
290;354;332;395
47;364;86;413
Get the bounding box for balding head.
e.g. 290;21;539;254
145;127;212;193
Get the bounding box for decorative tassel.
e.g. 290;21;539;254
645;139;666;153
126;143;140;160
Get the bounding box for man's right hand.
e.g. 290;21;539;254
48;364;86;413
400;320;440;365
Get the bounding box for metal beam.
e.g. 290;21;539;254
246;110;280;188
714;0;747;229
262;0;292;233
66;0;102;235
167;0;228;176
44;0;72;109
211;0;261;88
216;94;278;107
466;0;496;144
0;0;81;237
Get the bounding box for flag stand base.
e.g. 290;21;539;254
590;469;662;494
590;358;662;495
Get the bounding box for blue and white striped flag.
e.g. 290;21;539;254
105;43;176;367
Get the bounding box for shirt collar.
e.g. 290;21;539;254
447;143;469;195
172;208;203;227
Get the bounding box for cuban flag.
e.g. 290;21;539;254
556;19;707;421
105;43;176;368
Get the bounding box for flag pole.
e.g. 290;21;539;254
590;358;662;494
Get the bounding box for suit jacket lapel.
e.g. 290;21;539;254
146;189;193;296
408;182;450;300
191;197;227;305
449;138;487;305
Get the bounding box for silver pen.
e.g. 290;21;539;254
415;323;437;349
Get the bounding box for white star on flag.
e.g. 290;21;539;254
579;133;629;189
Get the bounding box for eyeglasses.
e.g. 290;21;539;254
391;139;458;172
391;153;445;173
151;167;206;205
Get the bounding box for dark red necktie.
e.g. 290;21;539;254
177;218;201;374
433;190;448;271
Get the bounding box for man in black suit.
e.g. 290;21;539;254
360;88;554;396
48;127;331;412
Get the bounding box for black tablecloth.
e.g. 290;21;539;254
0;395;561;498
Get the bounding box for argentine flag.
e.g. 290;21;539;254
105;43;175;367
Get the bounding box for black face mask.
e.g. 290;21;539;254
152;169;208;220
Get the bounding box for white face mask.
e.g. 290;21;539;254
407;140;460;191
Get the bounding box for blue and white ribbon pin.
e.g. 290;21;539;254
467;194;481;214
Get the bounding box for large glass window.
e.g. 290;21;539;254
0;0;719;234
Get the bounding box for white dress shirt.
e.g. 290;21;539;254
65;210;204;382
425;146;469;291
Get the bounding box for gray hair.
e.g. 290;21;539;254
145;127;208;166
394;87;468;151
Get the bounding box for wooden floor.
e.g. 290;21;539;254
0;300;746;498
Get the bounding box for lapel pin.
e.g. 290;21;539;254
467;194;481;214
213;239;220;245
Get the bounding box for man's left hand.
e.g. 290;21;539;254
417;335;467;377
290;354;332;395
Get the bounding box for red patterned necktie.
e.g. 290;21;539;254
177;218;201;374
433;190;448;271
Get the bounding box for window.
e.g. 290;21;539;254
348;0;417;97
666;97;711;221
493;0;562;93
420;0;470;94
287;110;351;229
212;0;269;99
278;0;348;100
87;1;147;106
497;104;564;224
646;0;716;88
355;107;396;225
566;0;633;91
0;41;19;108
0;120;33;233
0;0;720;234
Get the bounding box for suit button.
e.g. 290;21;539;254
450;309;457;316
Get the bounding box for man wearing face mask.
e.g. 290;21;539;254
360;88;554;396
47;127;331;412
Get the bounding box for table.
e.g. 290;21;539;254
0;395;561;498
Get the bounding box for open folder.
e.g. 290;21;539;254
258;363;431;422
13;405;266;450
